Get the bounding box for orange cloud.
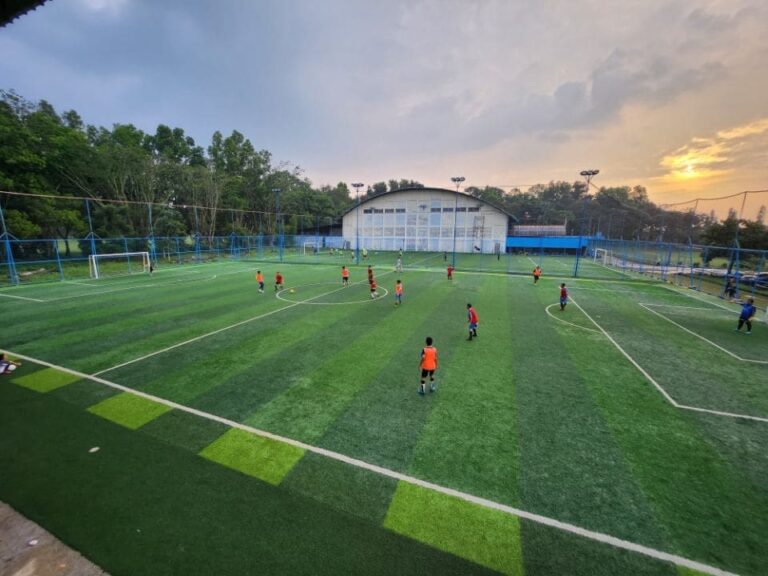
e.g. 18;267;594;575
658;118;768;183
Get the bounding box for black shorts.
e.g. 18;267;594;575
421;369;435;378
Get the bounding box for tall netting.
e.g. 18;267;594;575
1;189;765;299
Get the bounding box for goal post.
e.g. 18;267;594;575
89;251;151;279
303;241;320;256
594;248;609;263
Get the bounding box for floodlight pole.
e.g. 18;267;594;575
450;176;465;268
352;182;364;264
574;169;599;277
272;188;283;262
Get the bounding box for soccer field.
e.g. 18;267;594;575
1;258;766;576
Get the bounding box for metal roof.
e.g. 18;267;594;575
341;186;518;222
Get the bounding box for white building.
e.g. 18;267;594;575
342;187;516;254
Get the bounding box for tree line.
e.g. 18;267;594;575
1;90;766;252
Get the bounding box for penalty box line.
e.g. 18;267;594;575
639;303;767;365
0;348;742;576
570;297;768;424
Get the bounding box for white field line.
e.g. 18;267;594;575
63;280;101;287
660;284;744;315
0;349;742;576
0;292;45;302
641;304;719;311
544;303;601;333
93;275;375;376
570;297;768;424
19;265;254;304
638;304;768;365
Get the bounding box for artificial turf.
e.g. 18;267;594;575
1;258;766;575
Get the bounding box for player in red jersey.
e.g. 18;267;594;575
466;303;478;340
560;283;568;311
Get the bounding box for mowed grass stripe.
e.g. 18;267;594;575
245;272;456;443
104;300;360;405
575;289;768;417
314;273;472;470
520;520;676;576
87;392;172;429
514;280;668;546
10;274;291;372
199;428;305;485
567;293;768;575
384;481;524;576
103;275;397;410
0;383;496;576
190;284;411;422
408;274;521;506
12;367;83;393
2;264;319;370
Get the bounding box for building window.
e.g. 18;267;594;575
456;207;467;212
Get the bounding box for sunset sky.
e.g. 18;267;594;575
2;0;767;216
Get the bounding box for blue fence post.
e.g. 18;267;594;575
0;201;19;285
53;239;64;281
85;199;98;259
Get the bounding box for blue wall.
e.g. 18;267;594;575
506;236;596;250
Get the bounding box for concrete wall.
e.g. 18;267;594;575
342;189;510;253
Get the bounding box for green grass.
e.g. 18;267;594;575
1;259;767;575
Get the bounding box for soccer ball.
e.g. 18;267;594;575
289;289;295;294
5;364;16;373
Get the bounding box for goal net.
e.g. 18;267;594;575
303;242;320;255
89;252;151;279
594;248;610;264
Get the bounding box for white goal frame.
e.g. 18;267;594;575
89;251;151;279
303;241;320;256
594;248;609;263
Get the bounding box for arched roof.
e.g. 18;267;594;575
342;186;518;222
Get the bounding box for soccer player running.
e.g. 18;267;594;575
560;283;568;311
533;265;542;284
418;336;438;395
394;279;403;306
370;278;378;299
447;264;454;280
466;303;479;340
255;270;264;293
735;297;757;334
274;271;284;292
341;265;349;286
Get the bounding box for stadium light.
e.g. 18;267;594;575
574;170;599;276
451;177;465;267
272;188;283;261
352;182;364;264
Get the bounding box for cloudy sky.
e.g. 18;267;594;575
2;0;767;213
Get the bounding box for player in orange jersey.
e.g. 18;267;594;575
394;279;403;306
255;270;264;293
418;336;438;395
341;265;350;286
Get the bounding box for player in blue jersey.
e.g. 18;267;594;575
735;298;757;335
